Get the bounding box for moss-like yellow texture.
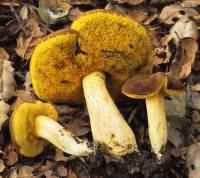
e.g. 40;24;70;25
30;10;153;103
10;101;58;157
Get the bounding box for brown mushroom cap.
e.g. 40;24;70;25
10;101;58;157
30;10;153;104
122;72;165;99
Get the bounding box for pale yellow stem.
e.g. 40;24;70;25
146;93;167;155
34;116;95;156
83;71;137;159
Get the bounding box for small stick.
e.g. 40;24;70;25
9;4;29;37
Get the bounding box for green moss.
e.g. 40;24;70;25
30;10;153;104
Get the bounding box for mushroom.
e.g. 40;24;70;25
10;101;97;157
30;10;153;159
122;72;184;155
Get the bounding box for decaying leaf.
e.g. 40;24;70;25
55;148;77;162
11;90;35;110
24;72;32;91
0;51;16;101
170;19;198;45
113;0;144;5
5;144;18;166
187;142;200;178
15;17;45;60
57;165;68;177
67;118;90;136
68;7;83;21
0;101;10;130
192;83;200;91
181;0;200;8
0;159;5;173
17;165;34;178
159;4;199;24
170;38;198;79
39;0;71;25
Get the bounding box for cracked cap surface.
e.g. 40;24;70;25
30;10;153;103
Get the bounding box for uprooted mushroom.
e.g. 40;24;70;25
122;72;184;156
10;101;97;157
30;10;154;160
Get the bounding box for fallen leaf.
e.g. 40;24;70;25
167;122;183;147
0;101;10;130
5;144;18;166
57;165;68;177
39;0;71;25
9;169;18;178
0;56;16;101
24;72;32;92
187;142;200;178
170;19;198;45
170;38;198;79
55;104;80;116
0;48;9;60
15;17;45;60
192;83;200;91
113;0;144;5
193;60;200;71
159;4;199;24
68;7;83;21
11;90;35;110
20;5;29;20
67;118;90;136
68;169;77;178
17;165;34;178
181;0;200;8
55;148;77;162
0;159;5;173
0;0;20;6
0;20;20;42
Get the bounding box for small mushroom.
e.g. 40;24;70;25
30;10;153;159
10;101;97;157
122;72;184;155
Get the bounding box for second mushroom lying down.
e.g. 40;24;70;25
30;10;153;159
10;101;97;157
122;72;184;155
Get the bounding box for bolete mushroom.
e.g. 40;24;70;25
30;10;153;159
10;101;97;157
122;72;184;155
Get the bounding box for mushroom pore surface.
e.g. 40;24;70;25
30;10;153;103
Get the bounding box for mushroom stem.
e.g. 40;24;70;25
83;71;137;159
145;92;167;155
34;115;95;156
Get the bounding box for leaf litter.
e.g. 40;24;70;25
0;0;200;177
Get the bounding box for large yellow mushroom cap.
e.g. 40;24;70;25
30;10;153;103
10;101;58;157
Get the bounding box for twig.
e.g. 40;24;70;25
9;4;29;37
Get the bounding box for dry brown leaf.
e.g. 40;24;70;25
55;148;77;162
187;142;200;178
67;118;90;136
57;165;68;177
105;2;130;15
68;169;77;178
5;144;18;166
0;159;5;173
9;169;18;178
24;72;32;92
181;0;200;8
17;165;34;178
39;0;71;24
170;38;198;79
113;0;144;5
170;19;198;45
0;0;20;6
159;4;199;24
11;90;35;110
15;17;45;60
0;48;9;60
20;5;29;20
0;54;16;101
0;101;10;130
192;83;200;91
0;20;20;42
68;7;83;21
